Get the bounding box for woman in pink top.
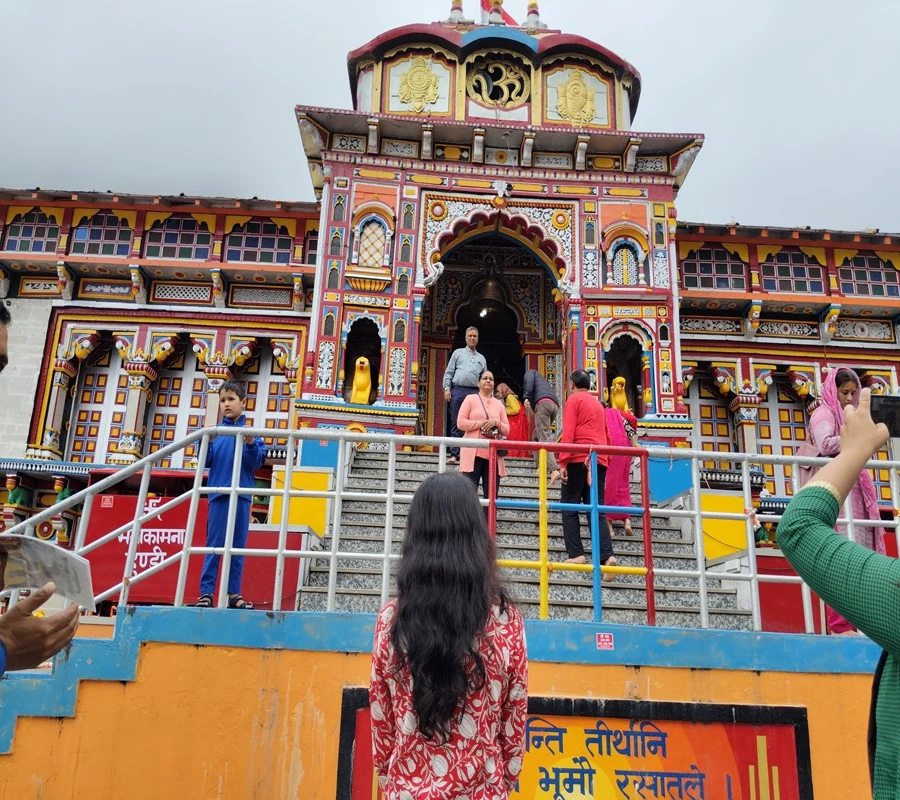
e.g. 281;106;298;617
604;405;635;537
370;472;529;799
797;366;885;635
457;370;510;507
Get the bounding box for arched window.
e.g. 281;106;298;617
394;319;406;342
2;210;60;253
327;266;341;289
659;324;671;342
71;212;133;257
330;232;342;256
323;314;335;337
680;248;747;291
402;204;414;229
760;249;825;293
397;274;410;295
838;254;899;298
145;216;212;259
609;243;640;286
585;323;597;342
358;220;387;268
225;220;292;264
400;237;411;263
333;196;346;223
584;219;596;246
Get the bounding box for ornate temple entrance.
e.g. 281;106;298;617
419;234;563;437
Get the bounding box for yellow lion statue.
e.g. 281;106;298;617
610;376;632;413
350;356;373;405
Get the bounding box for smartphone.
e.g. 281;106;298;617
870;395;900;438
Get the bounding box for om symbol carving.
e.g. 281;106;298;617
398;57;440;113
466;57;530;108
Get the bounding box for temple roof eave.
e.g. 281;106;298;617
294;105;701;191
0;188;318;215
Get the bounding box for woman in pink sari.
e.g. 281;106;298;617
798;366;886;634
604;406;635;537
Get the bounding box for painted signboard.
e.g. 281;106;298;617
84;494;305;607
339;692;812;799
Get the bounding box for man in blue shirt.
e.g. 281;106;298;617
442;327;487;463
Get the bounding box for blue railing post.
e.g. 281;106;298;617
589;452;602;623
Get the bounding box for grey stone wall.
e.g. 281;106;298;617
0;299;53;459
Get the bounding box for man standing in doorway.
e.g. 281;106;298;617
442;326;486;463
522;368;560;485
0;305;80;675
558;369;616;577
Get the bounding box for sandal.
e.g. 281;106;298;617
228;594;253;610
195;594;213;608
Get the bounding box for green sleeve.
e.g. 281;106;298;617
778;486;900;654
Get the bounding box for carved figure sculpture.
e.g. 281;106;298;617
610;376;632;413
350;356;373;405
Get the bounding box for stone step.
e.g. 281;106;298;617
333;517;688;544
303;562;728;596
297;587;753;630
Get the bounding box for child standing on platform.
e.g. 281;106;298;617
195;380;266;609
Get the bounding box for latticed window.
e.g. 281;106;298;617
71;212;133;257
225;220;292;264
680;248;747;290
358;221;387;268
145;216;212;259
685;379;732;470
838;254;900;298
609;243;640;286
760;251;825;293
147;359;206;468
244;349;292;448
67;359;128;463
758;382;808;496
2;210;60;253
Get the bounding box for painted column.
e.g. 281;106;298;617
108;360;158;465
27;331;102;461
641;350;654;415
729;392;761;457
27;359;78;461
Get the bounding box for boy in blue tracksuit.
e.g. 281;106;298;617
196;380;266;609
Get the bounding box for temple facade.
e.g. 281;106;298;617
0;2;898;530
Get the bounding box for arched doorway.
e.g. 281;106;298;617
421;232;562;438
605;333;643;415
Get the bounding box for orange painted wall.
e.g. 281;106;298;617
0;642;872;799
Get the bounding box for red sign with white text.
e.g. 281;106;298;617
84;495;302;607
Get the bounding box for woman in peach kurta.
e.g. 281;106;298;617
457;370;510;504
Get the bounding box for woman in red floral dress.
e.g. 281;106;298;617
370;472;528;799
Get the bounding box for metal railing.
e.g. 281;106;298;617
4;426;898;633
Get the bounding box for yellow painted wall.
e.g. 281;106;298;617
269;466;332;537
0;643;873;798
700;490;749;561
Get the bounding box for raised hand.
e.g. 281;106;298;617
842;388;890;458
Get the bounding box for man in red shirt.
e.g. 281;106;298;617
558;369;616;576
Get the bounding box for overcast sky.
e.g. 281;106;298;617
1;0;897;231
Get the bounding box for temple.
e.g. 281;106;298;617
0;4;894;796
1;4;896;518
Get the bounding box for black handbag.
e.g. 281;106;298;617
478;395;508;458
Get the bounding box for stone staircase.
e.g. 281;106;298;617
299;450;753;630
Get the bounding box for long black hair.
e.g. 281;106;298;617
391;471;509;741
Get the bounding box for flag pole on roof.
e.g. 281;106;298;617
480;0;519;26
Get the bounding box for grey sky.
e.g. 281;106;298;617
1;0;897;231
